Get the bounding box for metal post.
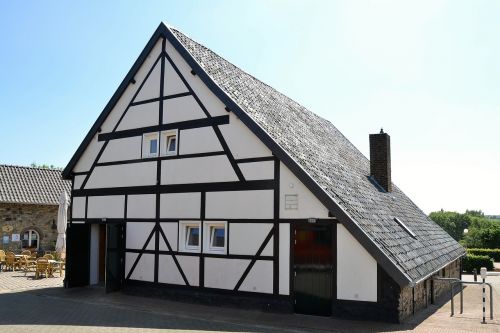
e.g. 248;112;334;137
450;282;454;316
473;268;477;282
490;282;493;320
482;277;486;324
460;283;463;314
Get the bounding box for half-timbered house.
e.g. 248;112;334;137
62;23;465;323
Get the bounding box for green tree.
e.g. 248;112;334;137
462;217;500;248
429;210;469;241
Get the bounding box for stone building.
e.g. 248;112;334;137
0;165;71;253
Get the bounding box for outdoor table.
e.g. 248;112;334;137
47;260;62;277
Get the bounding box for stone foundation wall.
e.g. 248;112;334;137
0;203;59;253
398;258;461;322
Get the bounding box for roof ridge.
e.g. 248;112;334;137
0;164;63;172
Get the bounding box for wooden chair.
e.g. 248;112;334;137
21;250;31;256
0;250;5;270
20;255;36;276
43;254;54;260
5;252;20;271
35;258;49;279
30;251;38;260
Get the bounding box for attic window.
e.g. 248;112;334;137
161;129;178;156
142;132;159;158
394;217;416;238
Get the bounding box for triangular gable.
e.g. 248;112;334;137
63;22;434;286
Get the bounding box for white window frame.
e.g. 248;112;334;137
203;221;227;254
178;221;201;253
161;129;178;156
22;229;39;250
142;132;159;158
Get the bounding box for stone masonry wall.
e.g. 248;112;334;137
0;203;59;253
398;258;461;322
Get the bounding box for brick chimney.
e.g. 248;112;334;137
369;129;392;192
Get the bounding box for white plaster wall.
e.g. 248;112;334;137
99;136;142;163
126;222;155;250
229;223;273;256
127;194;156;219
165;41;227;118
158;255;185;285
337;224;377;302
178;256;199;286
159;222;178;251
238;161;274;180
85;162;157;189
279;223;290;295
239;260;273;294
279;162;329;218
100;39;162;133
73;175;85;190
116;103;159;131
204;258;249;290
219;113;272;159
163;95;206;124
206;190;273;219
179;127;222;155
161;156;237;184
89;224;100;285
87;195;124;219
163;60;189;96
126;253;154;282
73;136;104;172
160;192;200;218
135;60;161;102
72;196;86;218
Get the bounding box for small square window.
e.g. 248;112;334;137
142;132;159;158
161;130;178;156
186;226;199;248
179;221;201;253
203;221;227;254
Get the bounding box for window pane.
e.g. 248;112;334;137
168;137;176;152
187;227;199;247
31;231;38;240
150;139;157;154
211;227;225;247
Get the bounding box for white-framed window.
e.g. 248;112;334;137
203;221;227;254
22;229;39;250
142;132;159;158
285;194;298;210
161;129;178;156
179;221;201;253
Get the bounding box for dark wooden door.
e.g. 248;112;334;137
65;223;90;288
105;223;125;293
293;224;333;316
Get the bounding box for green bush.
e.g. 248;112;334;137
462;254;494;273
467;248;500;261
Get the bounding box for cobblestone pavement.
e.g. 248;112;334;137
0;270;499;332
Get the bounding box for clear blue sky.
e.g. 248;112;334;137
1;1;499;214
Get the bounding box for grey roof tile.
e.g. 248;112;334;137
171;28;465;282
0;165;71;206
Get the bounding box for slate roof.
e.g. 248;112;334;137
169;27;465;284
62;23;465;286
0;165;71;205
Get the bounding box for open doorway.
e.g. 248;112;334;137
90;224;106;285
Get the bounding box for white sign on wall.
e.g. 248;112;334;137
11;234;20;242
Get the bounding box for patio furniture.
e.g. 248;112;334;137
48;260;63;277
43;254;54;260
5;252;20;271
21;250;31;256
20;255;36;276
35;258;49;279
30;251;38;260
0;250;5;271
59;252;66;271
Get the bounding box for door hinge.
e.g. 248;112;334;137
294;299;297;304
294;271;297;277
